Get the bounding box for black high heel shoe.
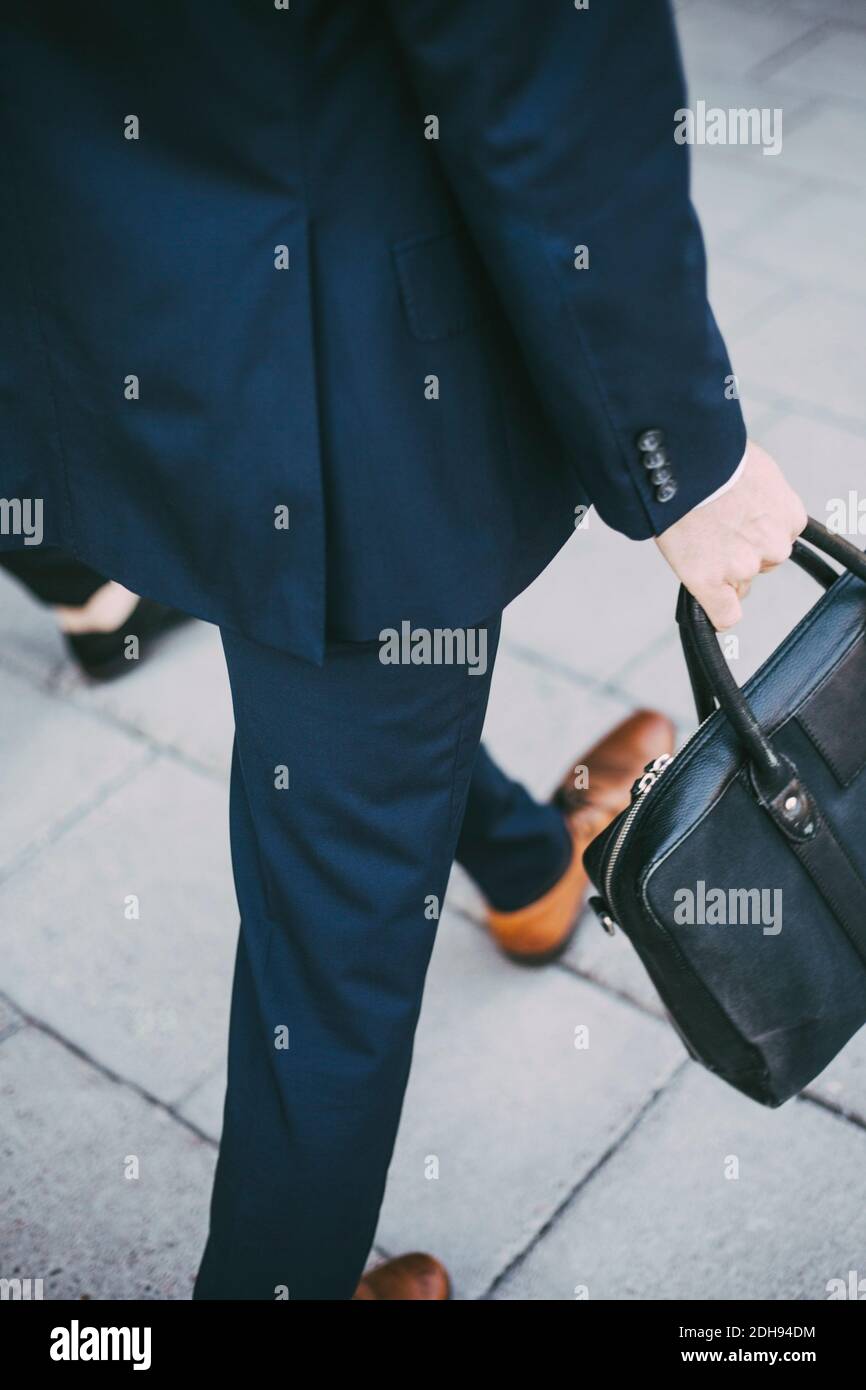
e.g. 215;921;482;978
65;597;190;679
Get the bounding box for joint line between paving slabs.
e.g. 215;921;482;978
478;1059;690;1300
0;999;219;1148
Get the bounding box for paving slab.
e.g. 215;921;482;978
443;861;485;928
375;904;685;1300
732;290;866;429
692;154;808;255
773;98;866;189
0;664;147;879
708;254;798;337
673;70;813;165
0;570;68;684
763;23;866;104
0;573;233;780
0;756;237;1106
502;519;682;686
806;1025;866;1125
793;0;866;26
176;1065;227;1142
562;909;668;1020
722;0;826;14
63;619;234;781
617;632;704;730
0;994;23;1042
493;1064;866;1300
737;186;866;303
675;0;822;77
0;1025;213;1299
759;412;866;528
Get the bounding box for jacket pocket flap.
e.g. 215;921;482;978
392;229;493;342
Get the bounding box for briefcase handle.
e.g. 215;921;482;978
676;518;866;802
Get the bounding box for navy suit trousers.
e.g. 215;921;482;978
193;620;502;1299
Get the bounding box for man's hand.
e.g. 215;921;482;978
654;441;808;631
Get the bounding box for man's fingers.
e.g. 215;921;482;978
753;520;795;571
790;499;809;538
697;583;743;631
760;540;794;570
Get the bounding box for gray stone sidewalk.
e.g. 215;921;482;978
2;0;866;1299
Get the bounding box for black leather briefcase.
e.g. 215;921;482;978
584;519;866;1107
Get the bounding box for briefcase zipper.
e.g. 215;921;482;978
602;752;674;916
600;702;721;925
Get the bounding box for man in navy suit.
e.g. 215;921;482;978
0;1;805;1298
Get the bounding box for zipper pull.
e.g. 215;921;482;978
589;894;618;935
629;752;673;800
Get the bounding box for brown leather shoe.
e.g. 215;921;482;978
352;1252;451;1300
486;710;675;963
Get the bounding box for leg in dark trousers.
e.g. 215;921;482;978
194;618;501;1300
455;745;572;911
0;548;189;677
0;548;107;606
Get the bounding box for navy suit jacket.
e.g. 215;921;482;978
1;0;745;663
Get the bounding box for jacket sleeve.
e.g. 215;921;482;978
380;0;747;539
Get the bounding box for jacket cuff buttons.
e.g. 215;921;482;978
636;428;678;505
